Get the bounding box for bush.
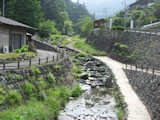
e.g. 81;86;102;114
0;86;6;105
112;26;124;31
23;82;35;96
0;100;54;120
47;72;56;84
16;45;29;53
45;97;61;117
71;85;82;97
47;87;71;107
75;53;89;59
31;67;41;75
15;74;23;81
6;90;22;105
38;20;59;39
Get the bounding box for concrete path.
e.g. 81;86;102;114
0;49;58;70
95;56;151;120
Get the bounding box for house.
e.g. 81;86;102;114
94;19;105;29
0;16;34;53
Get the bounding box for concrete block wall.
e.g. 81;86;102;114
87;30;160;67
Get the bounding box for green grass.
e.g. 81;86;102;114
0;99;54;120
0;52;37;60
72;36;106;56
113;90;126;120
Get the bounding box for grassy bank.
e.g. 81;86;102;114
72;36;106;56
0;64;82;120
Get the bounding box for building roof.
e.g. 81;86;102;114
0;16;33;29
94;19;105;23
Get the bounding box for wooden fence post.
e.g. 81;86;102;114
3;62;5;71
57;54;58;61
29;59;32;66
18;61;20;69
46;57;49;63
53;56;54;62
141;65;143;72
39;58;41;65
152;67;155;76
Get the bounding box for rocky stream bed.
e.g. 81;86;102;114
58;54;121;120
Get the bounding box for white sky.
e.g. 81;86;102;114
71;0;135;18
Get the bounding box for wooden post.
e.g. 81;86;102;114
152;67;155;76
57;54;58;61
39;58;41;65
3;62;5;71
53;56;54;62
141;65;143;72
29;59;32;66
18;61;20;69
46;57;49;63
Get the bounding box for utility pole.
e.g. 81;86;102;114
3;0;5;17
124;0;127;29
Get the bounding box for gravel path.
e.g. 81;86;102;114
95;56;151;120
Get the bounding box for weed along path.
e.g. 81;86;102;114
95;56;151;120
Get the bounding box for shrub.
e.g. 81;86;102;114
7;73;12;80
0;86;6;105
37;76;43;81
75;53;89;59
16;45;29;53
71;85;82;97
73;63;82;74
15;74;23;81
6;90;22;105
31;67;41;75
23;82;35;96
47;87;71;107
0;100;54;120
54;65;62;70
112;26;124;30
47;72;56;84
45;97;61;117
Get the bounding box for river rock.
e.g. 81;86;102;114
79;72;88;80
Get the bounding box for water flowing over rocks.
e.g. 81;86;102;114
58;55;118;120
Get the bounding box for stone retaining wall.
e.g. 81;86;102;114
0;57;71;90
32;39;57;52
124;69;160;120
87;30;160;67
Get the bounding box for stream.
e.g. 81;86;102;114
58;56;118;120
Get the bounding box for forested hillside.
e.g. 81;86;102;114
0;0;91;36
108;1;160;28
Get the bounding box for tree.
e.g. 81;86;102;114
63;20;73;36
39;0;67;32
38;20;59;39
75;16;93;37
5;0;43;27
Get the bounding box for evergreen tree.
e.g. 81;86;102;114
4;0;43;27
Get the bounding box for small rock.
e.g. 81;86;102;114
79;72;88;80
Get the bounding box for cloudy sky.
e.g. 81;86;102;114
72;0;136;18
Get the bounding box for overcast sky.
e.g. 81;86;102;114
72;0;136;18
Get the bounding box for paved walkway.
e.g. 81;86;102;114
95;56;151;120
0;49;58;70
